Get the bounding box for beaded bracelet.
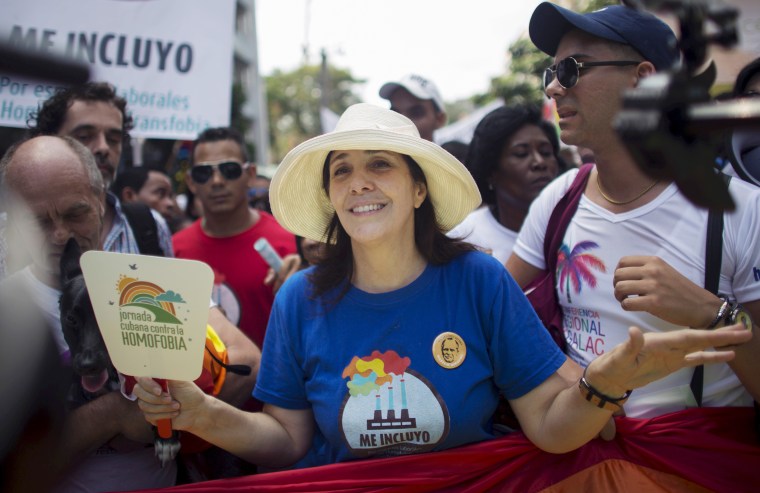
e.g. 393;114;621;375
706;296;731;329
578;367;632;412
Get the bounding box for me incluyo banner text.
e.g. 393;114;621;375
0;0;235;140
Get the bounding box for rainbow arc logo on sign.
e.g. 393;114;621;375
117;275;183;324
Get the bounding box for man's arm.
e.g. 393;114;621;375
505;253;544;289
207;305;260;407
510;324;751;453
133;378;314;468
613;255;760;402
264;254;304;294
54;391;154;470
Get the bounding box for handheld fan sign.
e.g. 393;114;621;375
80;251;213;442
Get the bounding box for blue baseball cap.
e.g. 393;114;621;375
529;3;679;71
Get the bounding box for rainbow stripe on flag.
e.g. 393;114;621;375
129;407;759;492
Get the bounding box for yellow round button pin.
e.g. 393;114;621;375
432;332;466;369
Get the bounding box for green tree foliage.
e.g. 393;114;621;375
486;0;618;107
490;38;552;106
583;0;618;13
265;64;364;162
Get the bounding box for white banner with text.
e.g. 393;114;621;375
0;0;235;139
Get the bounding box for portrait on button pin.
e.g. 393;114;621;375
432;332;466;369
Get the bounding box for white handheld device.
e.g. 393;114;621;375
253;237;283;272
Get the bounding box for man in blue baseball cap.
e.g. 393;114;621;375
507;2;760;423
529;2;679;72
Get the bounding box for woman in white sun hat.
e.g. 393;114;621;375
133;104;750;468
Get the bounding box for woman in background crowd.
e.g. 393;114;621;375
448;104;566;263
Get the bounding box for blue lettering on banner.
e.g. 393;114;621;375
0;77;30;96
131;114;211;134
64;32;194;73
7;25;194;74
0;98;38;123
8;25;56;53
6;26;194;74
120;87;191;111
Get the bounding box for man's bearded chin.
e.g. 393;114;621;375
96;156;116;188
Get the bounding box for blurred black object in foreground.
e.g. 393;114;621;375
0;41;89;85
0;40;87;493
614;0;760;211
0;285;69;493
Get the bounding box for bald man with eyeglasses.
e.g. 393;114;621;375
507;3;760;422
7;84;263;485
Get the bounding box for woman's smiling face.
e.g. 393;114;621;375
327;149;427;248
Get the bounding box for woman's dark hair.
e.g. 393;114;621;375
27;82;133;139
466;104;563;205
110;166;150;199
308;151;477;302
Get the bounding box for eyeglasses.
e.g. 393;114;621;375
544;57;641;90
190;161;248;184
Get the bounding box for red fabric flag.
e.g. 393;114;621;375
125;407;760;493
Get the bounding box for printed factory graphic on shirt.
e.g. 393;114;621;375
339;350;449;458
557;241;608;357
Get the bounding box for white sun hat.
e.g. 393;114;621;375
269;103;480;242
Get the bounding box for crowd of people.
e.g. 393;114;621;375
1;2;759;492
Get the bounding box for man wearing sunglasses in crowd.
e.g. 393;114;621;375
507;2;760;427
174;127;297;361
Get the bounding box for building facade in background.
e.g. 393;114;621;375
233;0;270;166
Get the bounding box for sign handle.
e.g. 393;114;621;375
156;379;173;439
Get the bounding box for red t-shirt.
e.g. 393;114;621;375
172;212;296;349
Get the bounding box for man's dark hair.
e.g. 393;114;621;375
467;104;564;206
441;141;469;165
27;82;133;138
308;152;477;303
192;127;248;163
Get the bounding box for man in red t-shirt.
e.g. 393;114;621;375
174;127;296;351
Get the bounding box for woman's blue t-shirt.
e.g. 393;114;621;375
254;250;565;466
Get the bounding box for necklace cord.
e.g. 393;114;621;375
596;173;659;205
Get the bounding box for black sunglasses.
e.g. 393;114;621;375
190;161;248;184
544;57;641;90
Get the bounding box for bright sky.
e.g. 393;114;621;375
255;0;547;107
